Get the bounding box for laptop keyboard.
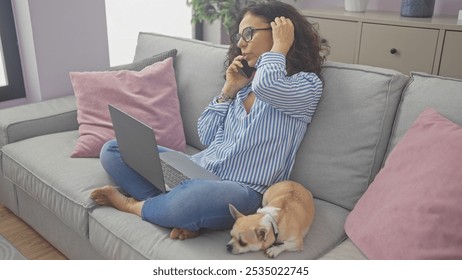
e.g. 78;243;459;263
160;160;190;187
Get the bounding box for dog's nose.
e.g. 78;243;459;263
226;244;233;252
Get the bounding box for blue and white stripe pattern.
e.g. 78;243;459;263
191;52;323;194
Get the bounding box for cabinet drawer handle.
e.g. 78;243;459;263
390;48;397;54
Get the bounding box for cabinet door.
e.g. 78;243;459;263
438;31;462;79
307;17;357;64
359;23;439;74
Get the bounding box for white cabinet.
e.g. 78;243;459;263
304;8;462;79
439;31;462;79
307;17;358;63
359;23;439;74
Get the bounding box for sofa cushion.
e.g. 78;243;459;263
1;131;110;239
291;62;409;210
89;198;349;259
387;72;462;153
70;57;186;157
109;49;177;71
345;108;462;259
0;95;78;148
318;239;367;260
133;32;229;151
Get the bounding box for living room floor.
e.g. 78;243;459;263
0;204;67;260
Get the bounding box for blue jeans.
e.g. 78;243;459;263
100;139;263;231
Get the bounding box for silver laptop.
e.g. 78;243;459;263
108;105;220;193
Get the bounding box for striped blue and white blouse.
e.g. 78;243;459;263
191;52;323;194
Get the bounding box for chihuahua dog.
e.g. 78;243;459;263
227;180;315;258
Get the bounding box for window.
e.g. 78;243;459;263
105;0;192;66
0;40;7;87
0;0;26;102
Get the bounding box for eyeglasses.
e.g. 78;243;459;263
231;26;272;44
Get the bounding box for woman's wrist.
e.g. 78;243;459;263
221;90;235;100
216;90;235;103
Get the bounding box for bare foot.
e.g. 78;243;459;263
90;185;143;216
169;228;200;240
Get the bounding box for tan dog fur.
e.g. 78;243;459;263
227;180;315;258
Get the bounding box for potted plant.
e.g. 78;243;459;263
187;0;297;35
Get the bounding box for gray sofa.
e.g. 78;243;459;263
1;32;461;259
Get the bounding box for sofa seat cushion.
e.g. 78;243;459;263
318;239;367;260
291;62;409;210
89;198;349;259
1;131;111;239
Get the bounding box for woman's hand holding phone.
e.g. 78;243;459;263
222;55;254;99
239;60;256;78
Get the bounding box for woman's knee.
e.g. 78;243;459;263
100;140;119;164
100;139;118;155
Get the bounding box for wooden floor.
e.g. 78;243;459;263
0;204;67;260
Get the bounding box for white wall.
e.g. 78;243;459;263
106;0;192;66
9;0;109;105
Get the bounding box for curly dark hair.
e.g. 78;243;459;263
226;1;328;77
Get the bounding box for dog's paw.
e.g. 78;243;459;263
265;246;284;258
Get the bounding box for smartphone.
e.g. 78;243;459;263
240;59;256;78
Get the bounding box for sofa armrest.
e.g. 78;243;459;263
0;95;78;147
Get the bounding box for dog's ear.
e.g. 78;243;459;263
255;227;268;242
229;204;245;220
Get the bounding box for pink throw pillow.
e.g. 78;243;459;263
70;57;185;157
345;108;462;259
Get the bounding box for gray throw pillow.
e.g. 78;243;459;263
109;49;177;71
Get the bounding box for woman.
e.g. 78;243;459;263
91;1;326;240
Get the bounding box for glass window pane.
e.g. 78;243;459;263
105;0;192;66
0;37;7;87
0;0;25;102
